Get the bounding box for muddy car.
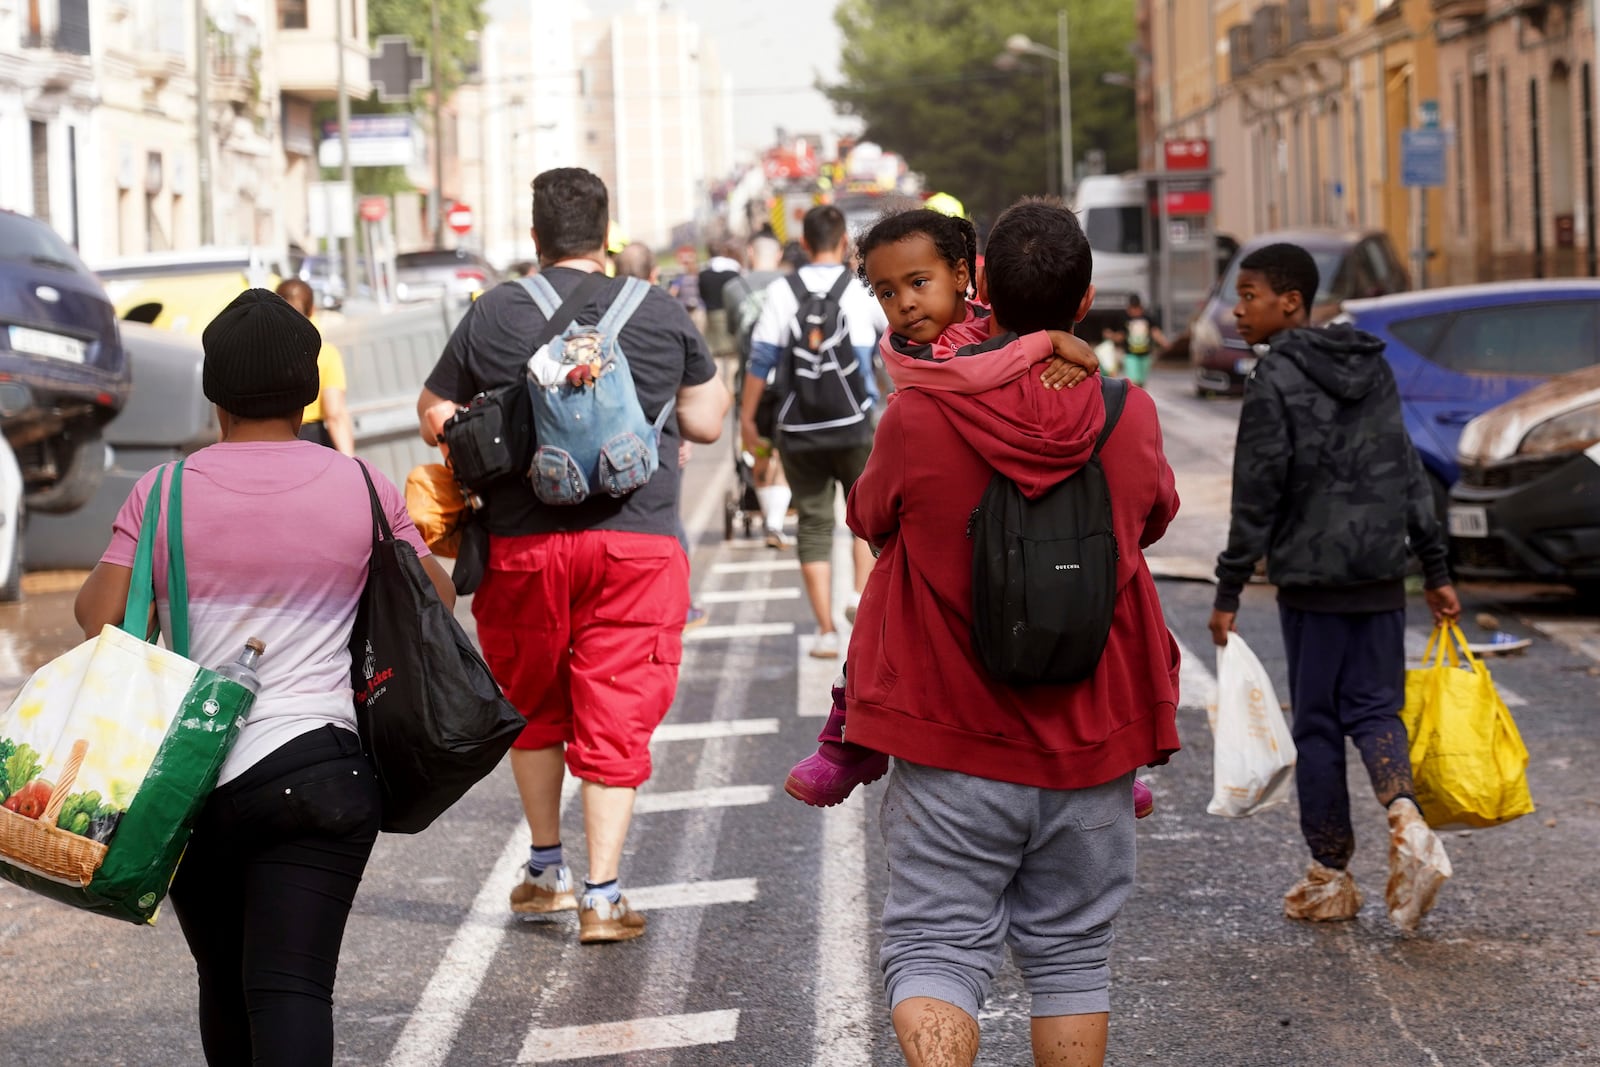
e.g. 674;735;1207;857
1450;365;1600;600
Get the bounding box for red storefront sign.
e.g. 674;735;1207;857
1163;138;1211;172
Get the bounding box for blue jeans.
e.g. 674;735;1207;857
1279;605;1415;869
169;725;381;1066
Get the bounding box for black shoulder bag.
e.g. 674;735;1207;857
350;462;527;833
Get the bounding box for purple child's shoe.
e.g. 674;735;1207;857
785;672;889;807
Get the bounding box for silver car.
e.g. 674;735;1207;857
394;249;498;304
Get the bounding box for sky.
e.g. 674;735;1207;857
583;0;861;155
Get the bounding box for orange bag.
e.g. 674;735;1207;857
404;464;468;558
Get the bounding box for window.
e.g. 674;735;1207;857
1388;315;1449;355
1500;68;1513;239
1454;76;1467;235
278;0;307;30
0;212;83;271
1081;206;1145;256
1429;302;1600;376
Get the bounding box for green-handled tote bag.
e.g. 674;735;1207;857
0;461;256;924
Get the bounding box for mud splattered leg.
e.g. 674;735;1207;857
892;997;980;1067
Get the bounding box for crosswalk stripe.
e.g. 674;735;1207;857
518;1009;741;1063
796;634;842;717
625;877;759;910
1171;631;1218;711
699;587;802;604
685;621;796;641
653;718;781;743
712;559;801;574
634;785;773;814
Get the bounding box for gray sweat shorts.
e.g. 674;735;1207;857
878;760;1136;1020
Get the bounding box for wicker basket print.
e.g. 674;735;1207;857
0;626;197;889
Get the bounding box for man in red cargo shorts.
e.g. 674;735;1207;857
417;168;730;944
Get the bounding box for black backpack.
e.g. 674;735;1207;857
968;376;1128;686
771;271;874;452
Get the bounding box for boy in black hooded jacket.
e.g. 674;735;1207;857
1208;242;1459;932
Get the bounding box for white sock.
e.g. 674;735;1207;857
758;485;791;532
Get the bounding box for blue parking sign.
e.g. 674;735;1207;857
1402;128;1447;188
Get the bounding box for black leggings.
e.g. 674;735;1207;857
169;725;381;1067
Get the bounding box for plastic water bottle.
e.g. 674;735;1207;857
217;637;266;695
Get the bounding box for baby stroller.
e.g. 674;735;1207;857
723;346;766;540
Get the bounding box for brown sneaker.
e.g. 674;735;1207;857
579;893;647;944
1386;798;1452;933
1283;862;1363;921
510;864;578;915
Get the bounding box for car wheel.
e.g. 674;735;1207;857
25;433;109;515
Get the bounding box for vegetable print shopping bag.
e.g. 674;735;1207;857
0;463;255;924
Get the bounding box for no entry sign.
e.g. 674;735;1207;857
446;203;474;234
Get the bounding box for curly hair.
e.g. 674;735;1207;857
855;208;978;296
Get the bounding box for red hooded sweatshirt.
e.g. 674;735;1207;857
844;366;1183;789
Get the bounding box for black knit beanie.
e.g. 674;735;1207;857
201;288;322;418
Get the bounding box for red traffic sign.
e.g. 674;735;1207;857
446;203;474;234
359;196;388;222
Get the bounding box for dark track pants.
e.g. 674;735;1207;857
169;725;381;1066
1278;605;1415;869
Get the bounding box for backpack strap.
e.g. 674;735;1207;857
519;273;561;318
1091;376;1128;457
596;276;652;335
522;272;611;356
823;267;855;305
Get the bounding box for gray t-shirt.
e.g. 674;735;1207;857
424;267;717;538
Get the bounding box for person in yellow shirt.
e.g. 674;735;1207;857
275;279;356;456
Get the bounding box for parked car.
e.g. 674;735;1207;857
0;435;21;601
1335;281;1600;506
1448;364;1600;599
93;246;285;336
0;210;131;514
1191;228;1410;395
394;248;497;304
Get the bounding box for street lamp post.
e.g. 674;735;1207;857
1006;9;1072;201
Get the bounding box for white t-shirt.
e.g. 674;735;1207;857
103;442;428;784
749;263;888;355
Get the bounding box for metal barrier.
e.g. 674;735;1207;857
326;298;464;489
24;300;462;571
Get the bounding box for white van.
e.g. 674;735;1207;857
1073;175;1149;314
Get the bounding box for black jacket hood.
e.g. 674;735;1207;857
1271;323;1389;401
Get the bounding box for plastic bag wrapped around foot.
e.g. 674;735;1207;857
1386;798;1452;932
1284;862;1363;921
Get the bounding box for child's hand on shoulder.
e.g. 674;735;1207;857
1040;330;1100;390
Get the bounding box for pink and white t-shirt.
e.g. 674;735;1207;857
102;441;430;784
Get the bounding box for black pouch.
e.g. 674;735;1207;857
440;384;531;491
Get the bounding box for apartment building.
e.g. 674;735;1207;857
1145;0;1598;286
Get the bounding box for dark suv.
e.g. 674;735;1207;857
0;211;130;512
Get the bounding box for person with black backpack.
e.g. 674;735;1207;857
741;205;887;658
841;198;1181;1067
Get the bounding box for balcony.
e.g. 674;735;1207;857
275;32;371;100
211;49;261;110
20;0;91;55
1251;4;1287;66
1431;0;1487;17
1227;23;1253;81
1286;0;1337;47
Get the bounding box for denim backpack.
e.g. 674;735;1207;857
519;274;674;506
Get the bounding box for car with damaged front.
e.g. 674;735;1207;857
0;210;130;514
1449;365;1600;602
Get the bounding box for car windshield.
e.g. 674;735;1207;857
0;214;85;274
1081;206;1145;256
1217;247;1345;305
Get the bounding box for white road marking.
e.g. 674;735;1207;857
1171;631;1218;712
386;776;581;1067
634;785;773;814
625;877;759;910
653;718;780;743
518;1009;741;1063
699;586;802;604
810;504;874;1067
1528;618;1600;665
796;634;842;718
712;559;800;574
684;621;796;642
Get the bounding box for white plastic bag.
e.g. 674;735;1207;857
1207;633;1296;817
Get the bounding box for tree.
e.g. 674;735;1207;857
825;0;1137;225
316;0;486;196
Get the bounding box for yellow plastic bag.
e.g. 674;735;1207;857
1401;622;1535;829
